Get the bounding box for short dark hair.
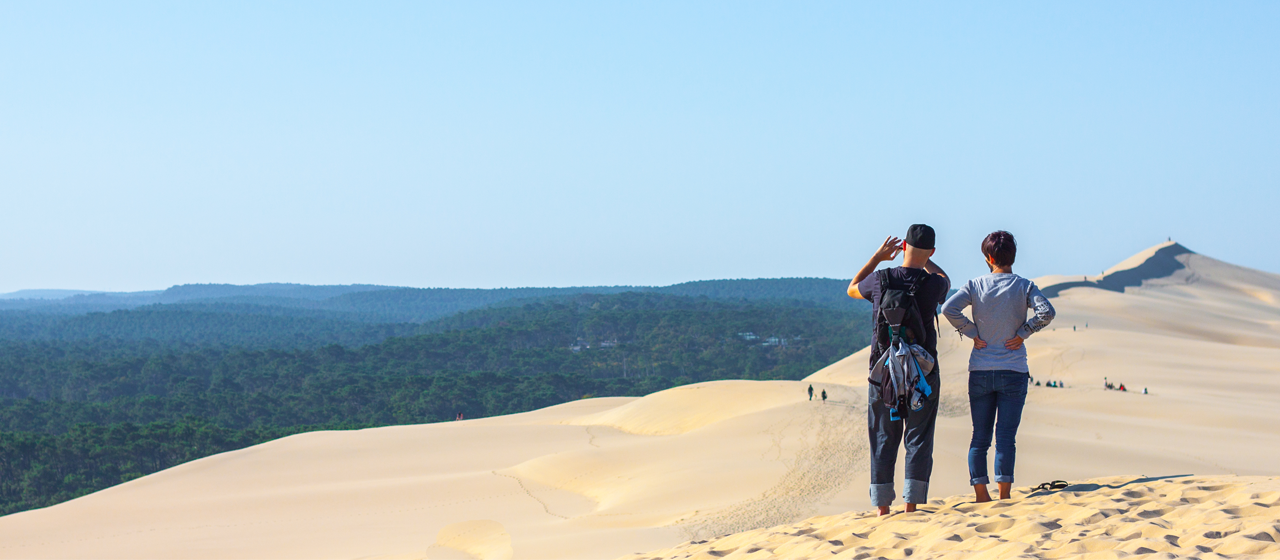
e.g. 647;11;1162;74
982;231;1017;267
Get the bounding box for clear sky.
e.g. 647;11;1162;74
1;2;1277;292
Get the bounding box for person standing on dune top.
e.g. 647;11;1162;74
941;231;1055;504
848;224;950;516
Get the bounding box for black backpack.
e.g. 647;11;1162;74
872;269;929;361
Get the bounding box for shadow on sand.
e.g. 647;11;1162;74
1026;474;1194;499
1041;243;1193;299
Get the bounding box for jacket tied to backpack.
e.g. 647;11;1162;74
868;268;938;420
870;339;935;421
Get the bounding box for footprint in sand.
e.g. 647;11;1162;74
426;520;513;560
678;402;865;540
974;518;1016;533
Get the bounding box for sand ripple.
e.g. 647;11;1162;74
619;475;1280;560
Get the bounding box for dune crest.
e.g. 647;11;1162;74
1038;241;1194;298
564;380;803;436
620;475;1280;560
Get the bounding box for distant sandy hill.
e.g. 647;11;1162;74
1;242;1277;560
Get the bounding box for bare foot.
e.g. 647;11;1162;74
905;503;918;513
877;506;891;516
998;482;1012;500
974;484;992;503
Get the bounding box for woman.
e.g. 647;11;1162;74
941;231;1055;502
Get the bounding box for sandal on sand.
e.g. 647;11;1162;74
1033;480;1069;492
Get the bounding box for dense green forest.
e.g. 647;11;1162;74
0;306;422;349
0;285;870;517
0;277;854;322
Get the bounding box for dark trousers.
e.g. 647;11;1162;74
967;370;1029;485
867;372;939;507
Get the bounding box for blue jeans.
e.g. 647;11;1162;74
968;370;1029;486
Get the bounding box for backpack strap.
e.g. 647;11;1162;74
907;270;938;346
873;269;891;352
875;268;890;299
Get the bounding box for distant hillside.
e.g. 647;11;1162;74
653;278;854;307
316;286;643;323
156;283;394;303
0;289;104;300
0;291;162;314
0;279;866;348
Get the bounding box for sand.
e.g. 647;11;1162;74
620;475;1280;560
1;241;1278;560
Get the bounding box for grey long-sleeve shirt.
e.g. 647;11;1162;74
941;273;1056;373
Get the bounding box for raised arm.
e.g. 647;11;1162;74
847;236;902;300
923;258;948;282
1015;283;1056;340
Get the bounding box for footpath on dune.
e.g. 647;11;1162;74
620;475;1280;560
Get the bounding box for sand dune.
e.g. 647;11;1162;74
620;475;1280;560
1;242;1278;560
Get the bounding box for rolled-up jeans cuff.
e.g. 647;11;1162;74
904;479;929;504
870;483;896;507
994;475;1014;483
970;476;990;486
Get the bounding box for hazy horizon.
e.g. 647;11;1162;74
0;239;1231;296
0;276;841;296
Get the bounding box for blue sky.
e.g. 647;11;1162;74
1;2;1277;292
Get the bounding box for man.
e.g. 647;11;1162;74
847;224;949;516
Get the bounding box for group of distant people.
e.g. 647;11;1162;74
1033;377;1065;388
847;225;1056;514
807;384;827;403
1104;378;1147;394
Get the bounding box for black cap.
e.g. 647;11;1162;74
905;224;935;250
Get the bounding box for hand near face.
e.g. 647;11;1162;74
873;236;903;263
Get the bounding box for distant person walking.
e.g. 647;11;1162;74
942;231;1055;503
848;224;950;516
809;384;815;401
821;389;828;403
